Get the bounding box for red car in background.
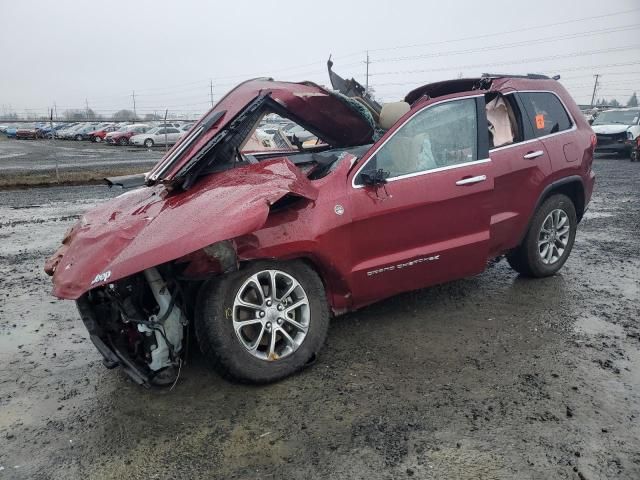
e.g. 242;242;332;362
105;124;150;146
15;127;37;139
89;125;119;142
45;65;596;388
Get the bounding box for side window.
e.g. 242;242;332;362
519;92;572;137
157;128;166;134
167;128;180;134
357;98;478;184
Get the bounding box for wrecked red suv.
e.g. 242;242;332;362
45;63;596;387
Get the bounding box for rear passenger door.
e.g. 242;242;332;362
518;91;577;167
487;93;552;256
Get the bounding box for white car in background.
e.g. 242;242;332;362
130;126;182;147
592;107;640;159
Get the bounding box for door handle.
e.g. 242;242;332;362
523;150;545;159
456;175;487;186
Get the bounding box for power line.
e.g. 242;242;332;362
362;6;640;55
371;24;640;64
370;45;640;77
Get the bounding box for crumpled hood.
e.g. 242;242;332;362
45;158;318;299
592;124;631;135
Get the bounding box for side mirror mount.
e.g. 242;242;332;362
360;168;390;187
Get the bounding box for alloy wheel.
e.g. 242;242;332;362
538;208;570;265
232;269;310;361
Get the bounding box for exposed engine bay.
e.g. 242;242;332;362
78;267;191;386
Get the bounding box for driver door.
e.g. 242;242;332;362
347;95;494;307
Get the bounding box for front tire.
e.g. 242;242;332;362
507;194;577;277
144;138;154;148
118;137;128;146
195;261;329;383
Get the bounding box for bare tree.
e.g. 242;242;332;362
63;109;87;121
627;92;638;108
111;110;138;121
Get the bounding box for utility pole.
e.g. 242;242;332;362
54;102;58;121
210;79;214;107
364;51;370;94
132;90;137;121
590;74;600;107
85;98;90;120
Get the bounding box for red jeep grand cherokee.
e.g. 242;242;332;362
45;64;596;387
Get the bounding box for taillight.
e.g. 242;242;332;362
590;133;597;153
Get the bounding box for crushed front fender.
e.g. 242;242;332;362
45;158;318;299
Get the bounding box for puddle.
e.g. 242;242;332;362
574;314;625;337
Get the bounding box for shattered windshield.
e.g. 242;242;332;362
241;113;323;153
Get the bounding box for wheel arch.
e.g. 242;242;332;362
518;175;585;245
236;254;348;316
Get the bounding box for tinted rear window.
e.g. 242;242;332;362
519;92;572;137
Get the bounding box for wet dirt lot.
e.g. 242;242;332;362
0;136;163;173
0;156;639;479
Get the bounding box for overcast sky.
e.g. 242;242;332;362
1;0;639;118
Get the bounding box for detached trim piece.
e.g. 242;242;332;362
104;173;148;189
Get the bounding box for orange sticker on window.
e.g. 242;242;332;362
535;114;545;129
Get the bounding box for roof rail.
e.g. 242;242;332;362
481;73;554;80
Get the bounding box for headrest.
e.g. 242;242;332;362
379;102;410;130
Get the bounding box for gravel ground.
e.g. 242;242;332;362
0;155;638;479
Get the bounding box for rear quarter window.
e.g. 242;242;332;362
519;92;572;137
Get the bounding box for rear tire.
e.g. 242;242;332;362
195;260;329;383
118;137;128;146
144;138;154;148
507;194;577;277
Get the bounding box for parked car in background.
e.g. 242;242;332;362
57;123;87;140
46;123;76;139
15;126;37;139
4;126;18;138
106;124;150;146
591;107;640;159
89;124;119;142
76;123;110;140
72;123;101;141
130;126;182;147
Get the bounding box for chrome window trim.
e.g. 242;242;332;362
351;94;483;189
489;90;577;153
380;158;492;186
